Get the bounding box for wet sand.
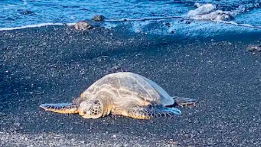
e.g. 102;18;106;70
0;25;261;146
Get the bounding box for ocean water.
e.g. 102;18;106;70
1;0;261;34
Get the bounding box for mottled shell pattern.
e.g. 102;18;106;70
79;72;174;107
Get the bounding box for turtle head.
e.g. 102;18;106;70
78;99;104;119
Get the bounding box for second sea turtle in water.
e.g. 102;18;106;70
40;72;197;119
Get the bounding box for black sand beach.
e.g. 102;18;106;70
1;24;261;146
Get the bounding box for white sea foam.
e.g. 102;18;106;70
187;4;234;21
190;10;234;21
185;3;261;30
0;23;76;31
187;3;216;16
219;21;261;29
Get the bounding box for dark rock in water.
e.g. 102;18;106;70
92;15;105;21
18;10;34;15
62;5;80;8
169;30;175;34
74;21;92;30
185;21;191;24
6;17;15;21
247;44;261;52
165;22;171;27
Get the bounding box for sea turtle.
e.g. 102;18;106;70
40;72;196;119
92;15;105;21
74;21;92;30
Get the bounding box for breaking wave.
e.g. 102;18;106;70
1;1;261;33
187;1;261;21
187;4;234;21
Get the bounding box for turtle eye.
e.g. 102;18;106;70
82;111;87;114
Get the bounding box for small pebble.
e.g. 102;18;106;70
14;122;21;127
0;112;6;117
80;141;85;144
247;44;261;52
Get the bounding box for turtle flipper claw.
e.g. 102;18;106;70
127;106;181;119
173;96;197;108
40;103;78;114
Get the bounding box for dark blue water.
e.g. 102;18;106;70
0;0;190;28
1;0;261;34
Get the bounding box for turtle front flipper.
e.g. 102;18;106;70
40;103;78;114
172;96;197;107
126;106;181;119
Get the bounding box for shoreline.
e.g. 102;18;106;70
1;17;261;36
1;24;261;146
0;23;75;31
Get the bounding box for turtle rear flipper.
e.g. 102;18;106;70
126;106;181;119
40;103;78;114
172;96;197;107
